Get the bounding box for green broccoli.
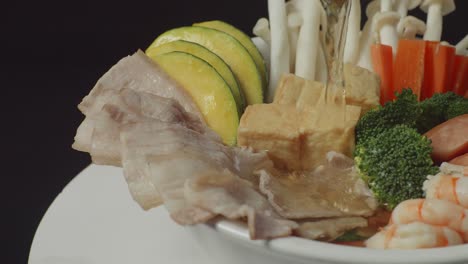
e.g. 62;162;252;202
416;92;467;134
334;229;367;242
445;98;468;120
354;125;439;210
355;89;422;145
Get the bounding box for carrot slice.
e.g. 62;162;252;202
371;44;394;105
421;41;438;100
432;44;456;95
451;55;468;96
393;39;426;101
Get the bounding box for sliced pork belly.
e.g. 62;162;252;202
259;152;378;219
184;169;298;239
78;50;201;120
73;88;213;166
120;121;283;238
120;122;232;213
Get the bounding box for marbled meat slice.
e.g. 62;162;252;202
118;118;227;213
259;152;378;219
184;169;298;239
78;50;201;119
119;122;270;221
73;88;214;166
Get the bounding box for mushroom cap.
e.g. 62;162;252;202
395;0;422;10
372;11;401;31
397;16;426;36
366;1;381;19
420;0;455;15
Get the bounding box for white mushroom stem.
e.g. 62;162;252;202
287;12;302;72
394;0;422;17
380;0;394;12
357;2;381;71
455;35;468;56
421;0;456;41
366;0;381;19
378;1;399;56
294;0;322;81
267;0;290;102
397;16;426;39
253;18;271;45
315;3;328;83
251;37;271;73
344;0;361;64
425;3;443;40
374;11;401;56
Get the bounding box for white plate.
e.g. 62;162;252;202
28;165;213;264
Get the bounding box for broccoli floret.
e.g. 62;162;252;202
354;125;439;210
445;98;468;120
416;92;466;133
355;89;422;144
334;229;367;242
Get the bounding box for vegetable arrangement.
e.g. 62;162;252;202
366;0;468;104
72;0;468;252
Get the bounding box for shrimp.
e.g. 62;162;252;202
423;173;468;209
365;222;463;249
440;162;468;177
390;199;468;241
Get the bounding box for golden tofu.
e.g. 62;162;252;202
238;104;302;170
300;105;361;170
275;67;380;115
238;103;361;170
273;73;324;108
343;63;380;114
239;73;366;170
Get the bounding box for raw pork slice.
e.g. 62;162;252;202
73;88;213;166
78;50;201;119
119;119;289;239
259;152;378;219
185;169;298;239
73;50;205;165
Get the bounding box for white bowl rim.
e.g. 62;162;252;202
209;219;468;264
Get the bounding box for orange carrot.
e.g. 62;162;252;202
421;41;438;100
371;44;394;105
432;44;456;95
393;39;426;101
451;55;468;96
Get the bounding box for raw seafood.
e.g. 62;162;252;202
365;222;463;249
423;167;468;209
390;199;468;241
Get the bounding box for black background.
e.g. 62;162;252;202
3;0;467;262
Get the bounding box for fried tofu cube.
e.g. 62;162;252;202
300;105;361;170
343;63;380;114
273;73;324;108
275;67;380;115
238;104;302;170
239;73;366;171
